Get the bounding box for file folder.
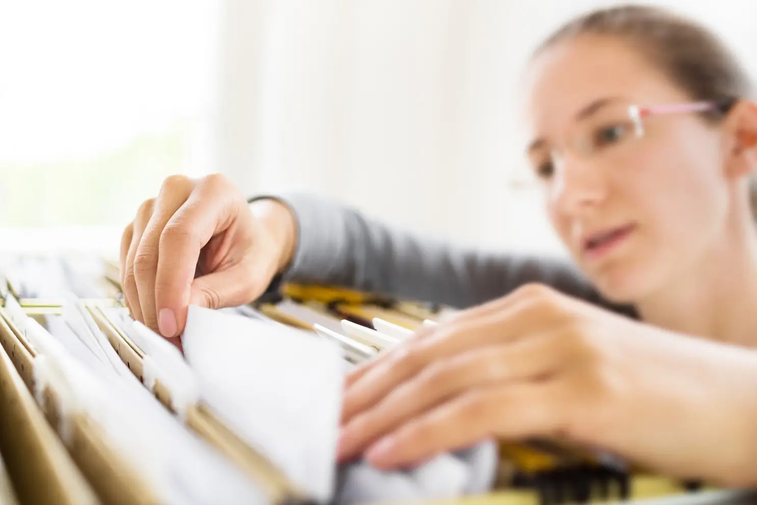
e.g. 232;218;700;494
0;254;755;505
0;306;162;505
88;304;311;505
0;454;18;505
0;318;98;505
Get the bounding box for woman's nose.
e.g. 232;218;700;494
549;152;609;216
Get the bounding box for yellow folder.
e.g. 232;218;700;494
0;318;98;505
0;308;161;505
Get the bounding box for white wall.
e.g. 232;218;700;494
214;0;757;254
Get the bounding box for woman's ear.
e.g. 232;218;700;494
724;100;757;179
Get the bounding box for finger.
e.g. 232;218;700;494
133;176;195;336
188;247;277;309
120;223;133;279
432;283;558;334
365;380;570;469
338;333;565;461
341;284;576;424
124;199;155;323
154;175;243;337
341;293;542;424
120;223;134;311
343;285;557;391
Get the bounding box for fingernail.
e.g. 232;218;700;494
158;308;177;338
365;436;397;466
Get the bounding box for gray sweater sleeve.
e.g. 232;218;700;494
256;192;628;312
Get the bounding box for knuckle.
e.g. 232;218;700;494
122;268;138;293
419;360;456;390
520;284;571;319
202;173;231;192
461;389;497;421
137;198;155;220
132;246;158;275
120;224;135;259
161;174;191;192
393;345;428;376
160;221;202;250
481;352;508;380
345;412;372;435
514;282;551;300
516;300;549;322
515;283;563;309
122;222;134;238
198;285;221;309
401;413;448;449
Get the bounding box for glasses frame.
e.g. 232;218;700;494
627;99;734;138
519;98;737;187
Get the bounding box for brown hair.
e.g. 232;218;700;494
535;5;757;215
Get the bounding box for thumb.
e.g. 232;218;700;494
188;256;277;312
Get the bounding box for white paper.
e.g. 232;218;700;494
104;307;149;352
62;295;134;380
340;320;400;349
0;273;8;299
313;324;376;364
3;294;28;338
26;320;82;443
26;319;265;505
372;318;414;340
131;321;199;419
183;305;344;503
44;315;117;379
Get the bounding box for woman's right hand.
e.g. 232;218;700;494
119;174;297;339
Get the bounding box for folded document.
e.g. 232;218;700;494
183;305;497;503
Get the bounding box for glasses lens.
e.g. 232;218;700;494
526;103;641;182
574;103;639;157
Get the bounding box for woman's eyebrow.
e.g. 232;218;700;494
527;138;545;155
575;96;624;120
526;96;626;154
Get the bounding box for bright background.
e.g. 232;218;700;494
1;0;754;256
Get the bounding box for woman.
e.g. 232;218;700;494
121;5;757;486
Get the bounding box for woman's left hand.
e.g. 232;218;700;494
336;284;757;486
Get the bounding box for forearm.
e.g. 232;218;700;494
250;192;607;310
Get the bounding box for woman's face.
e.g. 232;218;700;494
525;36;731;303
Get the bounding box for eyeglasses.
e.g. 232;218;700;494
527;98;735;181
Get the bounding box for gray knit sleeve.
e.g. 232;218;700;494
252;192;624;311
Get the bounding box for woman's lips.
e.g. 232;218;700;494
582;224;636;261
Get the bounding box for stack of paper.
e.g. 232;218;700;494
183;305;344;503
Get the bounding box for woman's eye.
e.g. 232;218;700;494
535;160;554;179
593;124;628;147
